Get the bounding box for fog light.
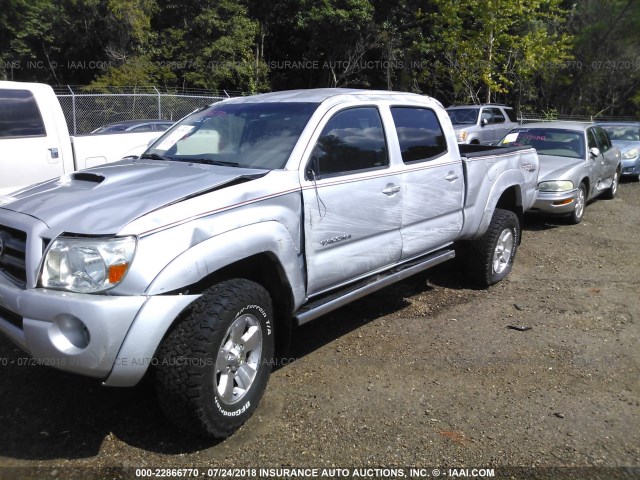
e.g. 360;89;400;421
50;315;90;352
552;198;573;206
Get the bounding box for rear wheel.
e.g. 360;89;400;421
155;279;274;438
466;208;519;287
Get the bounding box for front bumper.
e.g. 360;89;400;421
529;188;578;215
620;157;640;177
0;274;198;386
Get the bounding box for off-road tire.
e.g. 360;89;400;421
155;279;274;439
467;208;519;287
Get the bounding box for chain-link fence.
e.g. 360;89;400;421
519;112;639;124
53;86;235;134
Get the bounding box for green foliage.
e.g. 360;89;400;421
1;0;638;116
559;0;640;115
426;0;572;105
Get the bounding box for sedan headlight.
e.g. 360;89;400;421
41;236;137;293
456;130;468;142
622;148;638;160
538;180;574;192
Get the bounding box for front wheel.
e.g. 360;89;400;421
568;182;587;224
603;169;619;199
155;279;274;438
466;208;520;287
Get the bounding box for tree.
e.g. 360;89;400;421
295;0;378;87
423;0;572;106
561;0;640;116
0;0;155;84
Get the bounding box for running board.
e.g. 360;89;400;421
294;248;456;326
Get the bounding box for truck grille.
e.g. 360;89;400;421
0;304;23;329
0;225;27;287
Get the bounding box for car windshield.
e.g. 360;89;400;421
144;102;319;170
499;128;585;159
447;108;479;125
600;125;640;142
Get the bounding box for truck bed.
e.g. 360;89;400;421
459;143;535;159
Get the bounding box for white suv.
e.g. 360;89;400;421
446;104;518;144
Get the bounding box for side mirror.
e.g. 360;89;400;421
306;155;319;180
589;147;601;158
481;118;488;127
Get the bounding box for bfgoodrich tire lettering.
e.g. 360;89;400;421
155;279;274;438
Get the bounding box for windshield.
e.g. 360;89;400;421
499;128;585;159
144;102;319;169
600;125;640;142
447;108;479;125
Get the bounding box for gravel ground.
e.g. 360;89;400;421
0;181;639;479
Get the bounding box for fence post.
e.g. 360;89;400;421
154;86;162;118
67;85;77;134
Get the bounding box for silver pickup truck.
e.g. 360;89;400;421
0;89;538;439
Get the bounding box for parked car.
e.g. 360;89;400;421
0;88;539;439
91;119;175;134
446;104;518;145
0;81;165;196
499;122;621;224
596;122;640;181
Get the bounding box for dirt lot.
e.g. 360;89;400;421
0;181;639;479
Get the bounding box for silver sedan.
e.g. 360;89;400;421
499;122;621;224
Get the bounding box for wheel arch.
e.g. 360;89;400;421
494;186;524;244
187;253;295;356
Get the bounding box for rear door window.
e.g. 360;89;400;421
504;108;517;123
0;89;46;138
390;107;447;163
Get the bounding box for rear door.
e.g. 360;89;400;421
593;126;620;182
389;106;464;259
302;106;403;294
0;88;64;195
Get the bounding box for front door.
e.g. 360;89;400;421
302;106;403;295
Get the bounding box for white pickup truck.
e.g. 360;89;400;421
0;81;165;196
0;89;539;439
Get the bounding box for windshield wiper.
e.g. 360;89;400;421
140;152;174;161
186;158;241;167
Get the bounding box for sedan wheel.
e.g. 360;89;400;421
569;183;586;224
603;169;619;199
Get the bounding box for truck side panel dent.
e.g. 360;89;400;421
103;294;201;387
464;169;525;240
145;221;306;308
459;149;537;240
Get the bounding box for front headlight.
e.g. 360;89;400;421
622;148;639;160
538;180;574;192
41;236;137;293
456;130;468;142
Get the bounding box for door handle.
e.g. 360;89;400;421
445;172;459;182
382;185;401;195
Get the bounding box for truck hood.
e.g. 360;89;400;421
537;155;585;182
0;159;268;233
